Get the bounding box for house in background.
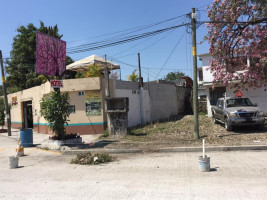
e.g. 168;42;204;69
197;53;267;117
7;55;189;135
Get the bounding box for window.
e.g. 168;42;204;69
68;105;75;114
86;102;101;116
78;91;85;96
199;69;203;81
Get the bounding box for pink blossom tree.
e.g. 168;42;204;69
206;0;267;90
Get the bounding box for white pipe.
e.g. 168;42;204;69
203;139;205;158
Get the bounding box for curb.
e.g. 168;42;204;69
62;145;267;155
158;145;267;153
62;148;142;155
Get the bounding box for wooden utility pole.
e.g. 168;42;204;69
0;50;12;136
138;53;144;125
138;53;143;88
191;8;199;139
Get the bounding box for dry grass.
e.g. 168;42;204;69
102;115;267;151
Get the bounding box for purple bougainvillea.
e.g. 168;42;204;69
36;32;66;76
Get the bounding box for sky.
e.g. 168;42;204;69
0;0;213;83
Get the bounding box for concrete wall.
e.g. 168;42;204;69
112;80;151;127
226;86;267;116
112;80;186;127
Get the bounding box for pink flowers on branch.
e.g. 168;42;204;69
206;0;267;90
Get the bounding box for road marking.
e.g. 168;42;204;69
23;147;61;155
37;148;62;155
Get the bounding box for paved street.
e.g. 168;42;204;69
0;134;267;200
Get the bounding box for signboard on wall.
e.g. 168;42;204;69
50;80;63;88
12;96;18;106
85;91;101;116
36;32;66;76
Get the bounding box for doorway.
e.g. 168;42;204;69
209;87;226;106
22;101;33;129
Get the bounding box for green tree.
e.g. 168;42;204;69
40;91;70;140
127;70;139;82
163;71;185;81
64;57;76;79
0;98;5;129
74;64;104;79
6;22;73;92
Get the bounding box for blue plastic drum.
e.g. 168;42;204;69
20;129;33;147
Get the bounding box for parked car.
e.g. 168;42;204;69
211;97;265;131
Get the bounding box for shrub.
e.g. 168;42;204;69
40;91;70;140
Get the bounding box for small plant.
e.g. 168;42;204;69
99;130;109;139
42;147;49;151
71;152;113;165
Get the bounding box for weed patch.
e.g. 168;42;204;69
71;152;114;165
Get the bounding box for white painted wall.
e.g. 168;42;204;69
226;86;267;116
202;66;214;83
113;89;151;127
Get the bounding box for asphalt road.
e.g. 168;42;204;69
0;134;267;200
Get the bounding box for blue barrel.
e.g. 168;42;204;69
20;129;33;147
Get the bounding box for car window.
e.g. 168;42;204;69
226;98;253;107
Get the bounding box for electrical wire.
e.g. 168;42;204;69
67;23;190;54
67;13;189;45
154;33;185;79
110;17;186;58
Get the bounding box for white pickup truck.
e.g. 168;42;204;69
211;97;265;131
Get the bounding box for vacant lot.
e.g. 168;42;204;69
101;115;267;152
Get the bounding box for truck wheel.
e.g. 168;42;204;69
213;114;218;124
224;118;232;131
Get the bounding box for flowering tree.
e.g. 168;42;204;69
206;0;267;90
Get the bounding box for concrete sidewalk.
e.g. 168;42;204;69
1;128;267;154
0;128;102;146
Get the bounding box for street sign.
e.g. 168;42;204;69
50;80;63;88
235;90;243;97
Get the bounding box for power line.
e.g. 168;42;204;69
112;26;179;59
154;33;185;79
67;23;190;54
67;13;189;45
110;17;186;58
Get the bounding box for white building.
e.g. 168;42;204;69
197;53;267;117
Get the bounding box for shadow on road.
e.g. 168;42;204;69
65;140;117;149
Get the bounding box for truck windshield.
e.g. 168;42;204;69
226;98;253;107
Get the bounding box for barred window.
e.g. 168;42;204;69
68;105;75;114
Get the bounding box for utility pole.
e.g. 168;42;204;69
191;8;199;139
104;55;110;97
138;53;144;125
0;50;12;136
104;54;111;133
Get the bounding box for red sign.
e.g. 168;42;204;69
50;80;63;88
235;90;243;97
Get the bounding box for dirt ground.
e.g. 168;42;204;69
97;115;267;152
